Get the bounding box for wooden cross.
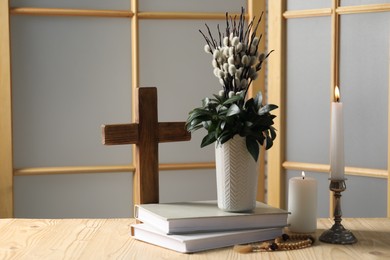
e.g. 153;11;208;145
101;87;191;205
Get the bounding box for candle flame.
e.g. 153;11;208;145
302;171;305;179
335;86;340;102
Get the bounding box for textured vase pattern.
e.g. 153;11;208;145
215;135;259;212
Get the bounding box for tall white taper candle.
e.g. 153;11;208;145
330;86;345;180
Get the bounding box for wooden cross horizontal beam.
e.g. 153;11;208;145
102;122;190;145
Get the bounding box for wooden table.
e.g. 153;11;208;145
0;218;389;259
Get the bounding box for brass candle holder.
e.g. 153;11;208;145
319;179;357;244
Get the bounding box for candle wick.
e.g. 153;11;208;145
303;176;305;180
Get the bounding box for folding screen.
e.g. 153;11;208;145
268;0;389;217
1;0;270;218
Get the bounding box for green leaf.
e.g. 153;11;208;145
219;131;234;145
258;104;278;115
226;104;241;116
186;124;203;132
265;134;273;150
254;92;263;109
201;132;217;147
222;95;242;105
246;136;259;162
269;126;277;140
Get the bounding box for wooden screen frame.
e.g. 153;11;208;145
0;0;267;217
267;0;390;217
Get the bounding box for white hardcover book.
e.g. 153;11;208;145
131;223;283;253
134;200;288;234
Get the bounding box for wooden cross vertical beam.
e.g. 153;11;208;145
102;87;191;205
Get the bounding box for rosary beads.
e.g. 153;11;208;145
234;233;315;253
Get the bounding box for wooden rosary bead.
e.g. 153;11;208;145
234;233;315;253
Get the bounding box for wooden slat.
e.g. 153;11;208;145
267;0;286;209
337;4;390;15
248;0;266;203
101;124;139;145
331;0;340;94
388;49;390;217
131;1;139;205
10;7;133;18
282;161;388;179
0;0;13;218
283;8;332;19
137;12;241;20
14;165;136;176
13;162;215;176
157;122;190;143
160;162;215;171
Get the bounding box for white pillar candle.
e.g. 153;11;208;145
287;172;317;233
330;86;345;180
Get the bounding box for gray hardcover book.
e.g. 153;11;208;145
134;200;288;234
131;223;283;253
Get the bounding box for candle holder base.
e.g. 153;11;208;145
319;223;357;244
320;179;357;245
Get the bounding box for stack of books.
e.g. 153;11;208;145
131;200;288;253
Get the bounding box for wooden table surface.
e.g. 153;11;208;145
0;218;389;259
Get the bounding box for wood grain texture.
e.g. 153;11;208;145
283;8;332;19
133;87;159;205
158;122;190;143
101;123;139;145
267;0;286;209
10;7;133;18
102;87;192;205
0;218;389;259
248;0;266;203
0;0;13;218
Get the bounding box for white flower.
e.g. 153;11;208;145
236;42;243;52
228;91;235;98
250;56;257;66
249;68;258;80
218;70;225;79
213;49;220;59
235;68;243;78
204;44;211;53
228;65;236;76
258;52;266;61
250;45;257;55
228;56;235;65
223;63;229;72
232;37;239;46
212;59;218;68
252;37;259;46
218;90;225;97
223;47;229;56
223;37;229;47
241;55;250;66
229;46;234;56
219;78;225;86
213;68;220;77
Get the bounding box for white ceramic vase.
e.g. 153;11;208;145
215;135;259;212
